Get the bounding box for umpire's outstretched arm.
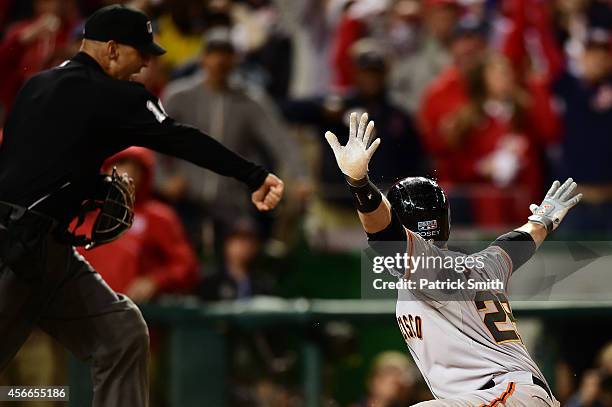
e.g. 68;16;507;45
81;37;284;211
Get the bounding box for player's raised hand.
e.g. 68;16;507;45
251;173;284;211
325;112;380;181
528;178;583;232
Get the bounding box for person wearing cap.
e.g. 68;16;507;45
197;218;272;301
0;5;283;407
281;38;423;248
75;147;200;303
389;0;459;113
0;0;81;112
352;351;422;407
550;28;612;237
159;27;309;251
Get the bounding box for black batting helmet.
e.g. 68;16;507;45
387;177;450;245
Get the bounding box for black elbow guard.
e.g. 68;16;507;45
346;176;382;213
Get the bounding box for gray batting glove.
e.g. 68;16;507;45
325;112;380;182
528;178;583;233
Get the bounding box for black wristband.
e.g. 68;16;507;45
345;175;382;213
528;214;554;233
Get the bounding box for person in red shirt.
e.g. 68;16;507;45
330;0;367;93
418;17;560;227
0;0;14;31
76;147;199;302
418;17;488;158
0;0;80;111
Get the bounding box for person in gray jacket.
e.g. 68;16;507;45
158;27;308;249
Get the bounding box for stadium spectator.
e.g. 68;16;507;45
566;371;612;407
231;0;293;101
282;37;423;248
329;0;367;93
198;218;273;301
551;28;612;237
551;0;612;71
389;0;459;113
352;351;422;407
155;0;208;72
0;0;80;111
417;16;488;154
276;0;339;97
417;17;488;164
76;147;199;303
599;342;612;374
564;342;612;407
158;27;308;250
284;37;423;202
0;0;14;31
418;15;562;226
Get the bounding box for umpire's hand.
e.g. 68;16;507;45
252;174;284;211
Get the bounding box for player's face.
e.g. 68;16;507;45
107;43;153;81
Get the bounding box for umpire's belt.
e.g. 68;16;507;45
480;372;552;400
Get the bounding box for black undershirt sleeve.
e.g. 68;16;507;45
490;230;537;271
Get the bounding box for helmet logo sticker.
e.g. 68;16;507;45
418;220;438;231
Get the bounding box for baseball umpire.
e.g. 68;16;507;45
326;112;583;406
0;5;283;407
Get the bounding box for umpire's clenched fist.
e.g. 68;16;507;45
251;173;284;211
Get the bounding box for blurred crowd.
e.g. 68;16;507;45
0;0;611;406
560;341;612;407
349;342;612;407
0;0;611;297
0;0;610;293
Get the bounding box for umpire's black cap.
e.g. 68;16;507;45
83;5;166;56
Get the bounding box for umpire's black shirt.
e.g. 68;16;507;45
0;52;268;224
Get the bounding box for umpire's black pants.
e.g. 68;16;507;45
0;203;149;407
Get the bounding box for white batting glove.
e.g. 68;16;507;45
528;178;583;233
325;112;380;182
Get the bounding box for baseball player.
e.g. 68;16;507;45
326;112;583;406
0;5;282;407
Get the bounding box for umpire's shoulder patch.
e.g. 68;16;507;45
146;99;168;123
